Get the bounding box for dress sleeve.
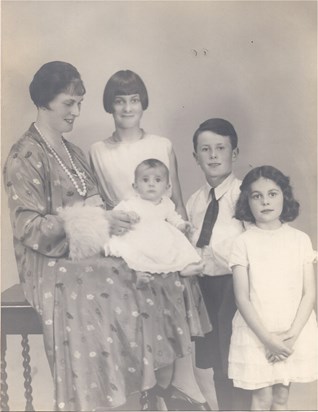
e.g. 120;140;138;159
229;235;248;268
3;148;68;257
302;232;317;264
164;198;185;227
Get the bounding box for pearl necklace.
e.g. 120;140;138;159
34;124;87;197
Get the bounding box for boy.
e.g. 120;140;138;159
187;118;249;410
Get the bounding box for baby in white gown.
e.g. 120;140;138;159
104;159;204;285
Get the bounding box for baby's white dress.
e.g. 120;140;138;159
228;224;317;390
105;196;202;273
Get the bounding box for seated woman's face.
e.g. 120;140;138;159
112;94;143;129
45;93;84;135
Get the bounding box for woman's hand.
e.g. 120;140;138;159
106;210;139;236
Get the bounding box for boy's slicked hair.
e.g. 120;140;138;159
235;165;300;223
103;70;148;113
134;158;169;181
193;118;238;151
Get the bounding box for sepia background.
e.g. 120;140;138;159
1;1;317;410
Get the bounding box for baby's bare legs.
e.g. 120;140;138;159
180;261;205;277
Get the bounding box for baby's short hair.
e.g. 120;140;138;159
193;118;238;151
134;158;169;181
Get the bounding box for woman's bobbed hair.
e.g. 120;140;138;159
29;61;86;108
235;165;300;223
103;70;148;113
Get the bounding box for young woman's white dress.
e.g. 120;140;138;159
90;134;172;208
89;133;212;337
106;196;202;273
228;224;317;390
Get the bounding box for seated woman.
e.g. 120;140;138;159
3;61;206;411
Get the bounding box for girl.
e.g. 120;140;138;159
106;158;204;280
228;165;317;410
90;70;211;410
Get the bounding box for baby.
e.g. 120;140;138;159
105;158;205;285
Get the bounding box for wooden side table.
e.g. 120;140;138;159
1;284;43;411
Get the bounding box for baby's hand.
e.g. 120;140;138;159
178;221;194;239
180;261;205;277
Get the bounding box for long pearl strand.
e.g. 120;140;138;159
34;124;87;197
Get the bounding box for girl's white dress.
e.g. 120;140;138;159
105;196;202;273
228;224;317;390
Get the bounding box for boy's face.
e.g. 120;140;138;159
193;131;238;185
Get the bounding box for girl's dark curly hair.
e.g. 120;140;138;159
235;165;300;223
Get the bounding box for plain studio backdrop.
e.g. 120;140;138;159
1;1;317;411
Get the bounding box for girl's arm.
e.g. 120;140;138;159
169;148;187;220
279;262;316;348
233;264;293;357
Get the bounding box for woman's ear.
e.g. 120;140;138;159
132;182;137;191
193;151;199;164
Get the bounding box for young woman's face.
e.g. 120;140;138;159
248;177;284;229
112;94;143;129
133;166;169;203
45;93;83;134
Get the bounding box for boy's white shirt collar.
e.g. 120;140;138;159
203;173;236;201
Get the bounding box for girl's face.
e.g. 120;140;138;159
248;177;284;229
133;166;170;203
112;94;143;129
45;92;83;135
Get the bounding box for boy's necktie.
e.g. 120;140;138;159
196;188;219;248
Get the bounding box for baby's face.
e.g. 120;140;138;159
133;166;169;203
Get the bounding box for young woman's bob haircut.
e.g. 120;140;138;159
103;70;149;113
235;165;300;223
29;61;86;109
